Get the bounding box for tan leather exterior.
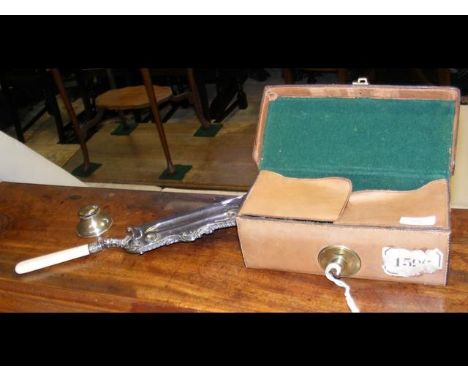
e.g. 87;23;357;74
236;215;449;285
336;178;449;229
240;170;351;221
253;85;460;174
237;174;450;285
238;84;458;286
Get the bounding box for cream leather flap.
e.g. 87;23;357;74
335;179;449;229
240;170;352;221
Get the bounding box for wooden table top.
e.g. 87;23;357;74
0;182;467;312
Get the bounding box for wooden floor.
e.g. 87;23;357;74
19;69;343;191
24;99;82;167
63;118;259;191
60;71;278;191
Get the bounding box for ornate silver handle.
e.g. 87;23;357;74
15;195;245;274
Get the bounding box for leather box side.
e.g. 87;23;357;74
236;215;450;286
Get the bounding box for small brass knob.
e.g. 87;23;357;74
318;245;361;277
76;204;113;238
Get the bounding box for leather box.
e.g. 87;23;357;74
236;83;460;285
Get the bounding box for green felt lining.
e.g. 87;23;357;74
260;97;455;191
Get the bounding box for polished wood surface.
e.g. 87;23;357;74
0;182;467;312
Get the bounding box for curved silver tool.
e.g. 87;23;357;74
15;195;245;274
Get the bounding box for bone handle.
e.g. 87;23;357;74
15;245;91;274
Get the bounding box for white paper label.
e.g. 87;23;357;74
382;247;443;277
399;216;436;226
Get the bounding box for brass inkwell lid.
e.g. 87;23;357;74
76;204;113;237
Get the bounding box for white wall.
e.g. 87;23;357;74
451;105;468;208
0;131;85;187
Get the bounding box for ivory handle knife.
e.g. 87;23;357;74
15;245;91;274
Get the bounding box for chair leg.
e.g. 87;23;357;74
140;68;175;175
186;68;212;129
366;69;377;83
134;109;142;124
118;111;129;128
337;69;348;84
50;68;91;172
282;68;294;84
8;93;25;142
0;77;25;142
437;68;451;86
75;70;94;121
43;73;66;143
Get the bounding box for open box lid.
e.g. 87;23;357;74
253;83;460;191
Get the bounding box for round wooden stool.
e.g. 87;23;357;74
95;85;172;110
51;68;202;179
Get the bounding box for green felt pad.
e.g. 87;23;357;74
193;123;223;137
260;97;455;191
159;164;192;180
111;121;138;136
71;162;101;177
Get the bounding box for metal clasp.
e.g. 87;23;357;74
318;245;361;277
352;77;369;86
